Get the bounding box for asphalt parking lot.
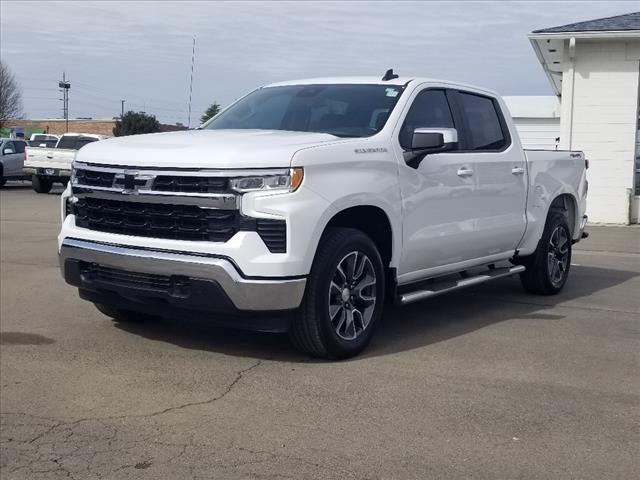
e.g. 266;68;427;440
1;183;639;480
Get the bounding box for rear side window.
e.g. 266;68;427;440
76;137;98;149
399;89;454;150
458;93;507;150
14;141;26;153
57;136;78;149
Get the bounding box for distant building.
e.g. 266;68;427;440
5;118;188;137
518;12;640;224
503;96;561;150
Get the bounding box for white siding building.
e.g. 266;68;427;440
504;96;560;150
528;12;640;224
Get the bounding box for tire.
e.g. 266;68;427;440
518;212;572;295
0;166;5;187
93;303;148;323
32;175;53;194
290;227;385;359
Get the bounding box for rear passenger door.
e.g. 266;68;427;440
450;90;527;257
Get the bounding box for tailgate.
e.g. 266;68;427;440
25;148;75;169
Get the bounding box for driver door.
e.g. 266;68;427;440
394;88;486;283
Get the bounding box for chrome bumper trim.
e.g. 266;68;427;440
59;238;305;311
72;189;239;209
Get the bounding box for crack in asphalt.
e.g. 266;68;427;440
1;360;263;479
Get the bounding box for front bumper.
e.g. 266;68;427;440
59;238;306;313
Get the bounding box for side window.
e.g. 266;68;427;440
3;141;15;153
399;89;454;150
458;92;507;150
76;138;98;150
14;141;26;153
56;136;78;149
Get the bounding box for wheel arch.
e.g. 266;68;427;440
548;192;579;239
322;205;394;268
312;204;399;302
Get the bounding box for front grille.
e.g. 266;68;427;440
153;175;229;194
72;197;287;251
73;197;239;242
75;169;115;188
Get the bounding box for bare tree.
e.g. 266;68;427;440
0;61;23;129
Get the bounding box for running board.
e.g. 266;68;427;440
397;265;525;305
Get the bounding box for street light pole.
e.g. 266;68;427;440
120;99;126;118
58;72;71;133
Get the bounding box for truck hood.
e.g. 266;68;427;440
75;129;341;169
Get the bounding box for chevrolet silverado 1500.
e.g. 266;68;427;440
58;74;588;358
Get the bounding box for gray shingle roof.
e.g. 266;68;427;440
533;11;640;33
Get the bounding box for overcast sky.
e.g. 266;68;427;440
1;1;636;125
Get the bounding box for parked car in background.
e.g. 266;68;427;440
24;133;109;193
59;75;588;358
0;138;29;186
28;134;60;149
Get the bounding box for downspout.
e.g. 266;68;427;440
567;37;576;150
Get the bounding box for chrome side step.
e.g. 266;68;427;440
397;265;525;305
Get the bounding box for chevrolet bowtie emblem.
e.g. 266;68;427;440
123;174;137;191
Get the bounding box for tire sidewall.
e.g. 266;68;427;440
312;231;385;358
540;214;572;292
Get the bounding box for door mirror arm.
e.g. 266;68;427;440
404;128;458;168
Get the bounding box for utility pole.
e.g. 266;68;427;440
120;99;126;118
58;72;71;132
187;35;196;128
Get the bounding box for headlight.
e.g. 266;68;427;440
230;167;304;193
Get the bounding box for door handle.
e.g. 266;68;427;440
511;166;525;175
457;167;474;177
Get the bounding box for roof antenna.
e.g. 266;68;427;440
382;68;399;81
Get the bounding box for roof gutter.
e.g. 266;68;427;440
529;30;640;40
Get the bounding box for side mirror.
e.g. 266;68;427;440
2;148;15;155
406;128;458;168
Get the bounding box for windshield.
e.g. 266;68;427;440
204;84;404;138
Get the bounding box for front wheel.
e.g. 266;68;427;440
518;212;572;295
32;175;53;194
290;228;385;359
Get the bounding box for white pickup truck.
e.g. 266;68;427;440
58;74;588;359
24;133;108;193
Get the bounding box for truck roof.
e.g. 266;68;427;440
265;76;499;97
60;133;110;139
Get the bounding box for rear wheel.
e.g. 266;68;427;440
93;303;149;323
0;166;5;187
518;212;572;295
290;228;385;359
32;175;53;194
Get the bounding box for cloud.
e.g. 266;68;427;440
1;1;635;123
